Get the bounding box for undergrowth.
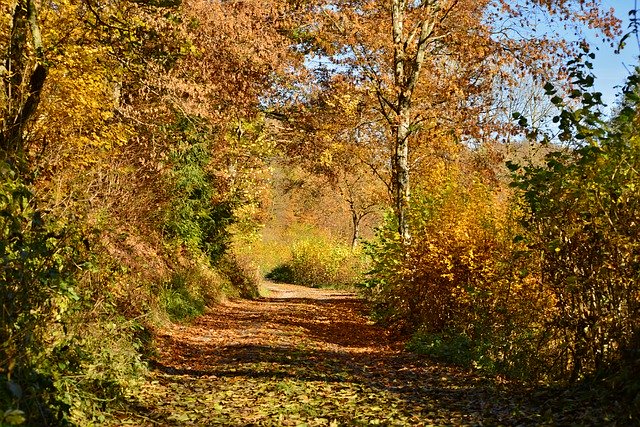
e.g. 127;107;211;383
0;127;262;425
160;253;260;322
364;57;640;425
406;329;496;373
266;233;367;288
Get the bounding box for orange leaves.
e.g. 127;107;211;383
159;0;299;122
365;145;537;339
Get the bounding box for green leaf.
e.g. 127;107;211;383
3;409;26;425
550;96;563;106
543;82;555;94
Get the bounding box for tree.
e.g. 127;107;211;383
1;0;47;171
388;0;459;241
1;0;304;421
271;76;388;248
304;0;620;241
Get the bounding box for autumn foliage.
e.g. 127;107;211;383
1;0;639;424
510;61;640;381
366;55;640;390
1;0;297;423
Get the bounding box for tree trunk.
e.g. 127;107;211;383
350;209;360;250
1;0;48;171
388;0;446;242
393;111;411;242
391;0;414;243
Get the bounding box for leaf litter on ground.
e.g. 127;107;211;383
109;282;634;426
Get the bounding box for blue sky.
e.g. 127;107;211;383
591;0;639;108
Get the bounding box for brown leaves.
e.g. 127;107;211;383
155;0;301;122
105;282;633;426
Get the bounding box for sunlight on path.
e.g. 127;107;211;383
110;282;549;426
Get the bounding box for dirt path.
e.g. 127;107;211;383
110;282;613;426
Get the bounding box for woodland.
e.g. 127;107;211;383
1;0;639;425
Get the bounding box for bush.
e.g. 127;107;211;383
157;250;260;322
510;64;640;381
0;161;148;425
160;272;208;322
407;329;496;372
267;235;367;288
363;163;555;380
366;62;640;386
266;263;295;283
365;173;524;328
217;252;261;299
0;162;85;424
39;317;146;425
163;115;234;264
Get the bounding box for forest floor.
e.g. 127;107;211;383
111;282;630;426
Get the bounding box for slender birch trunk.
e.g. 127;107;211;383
389;0;449;242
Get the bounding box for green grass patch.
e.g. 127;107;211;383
407;329;496;372
160;273;207;322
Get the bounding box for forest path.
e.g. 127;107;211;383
112;282;571;426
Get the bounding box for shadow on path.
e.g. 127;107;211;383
116;282;625;426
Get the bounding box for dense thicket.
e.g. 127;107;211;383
511;59;640;381
365;54;640;397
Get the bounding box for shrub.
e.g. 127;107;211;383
163;115;234;264
510;63;640;381
265;263;295;283
407;329;496;372
156;250;261;322
160;272;208;322
39;316;146;425
364;164;553;380
268;235;367;288
0;161;148;425
217;252;261;299
0;162;85;424
365;174;521;329
365;59;640;384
